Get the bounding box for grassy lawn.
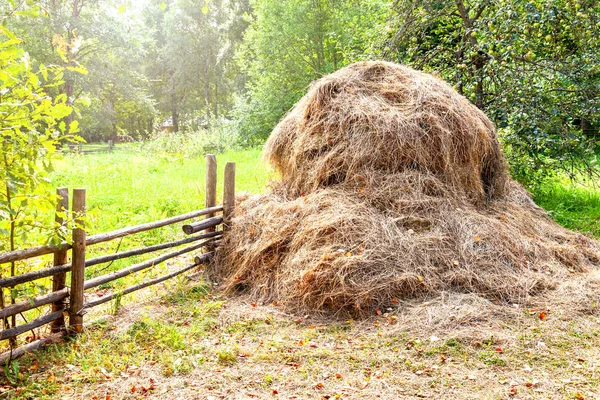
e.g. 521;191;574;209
2;147;600;399
50;146;272;283
51;146;271;237
533;178;600;238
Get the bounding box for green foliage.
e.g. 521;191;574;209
0;26;77;254
380;0;600;184
4;0;598;188
234;0;390;143
143;124;238;159
142;0;244;135
3;359;21;385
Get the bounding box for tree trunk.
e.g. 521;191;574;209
205;59;211;123
214;79;218;118
172;109;179;133
455;0;487;110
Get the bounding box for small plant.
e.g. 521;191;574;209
478;350;506;366
263;374;274;386
3;360;22;385
111;292;123;315
445;338;461;348
217;347;239;365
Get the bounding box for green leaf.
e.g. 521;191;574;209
202;5;208;14
14;9;40;18
69;120;80;134
39;64;48;81
118;5;126;14
0;25;19;42
66;65;88;75
159;2;167;10
76;96;91;107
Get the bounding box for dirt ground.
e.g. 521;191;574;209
3;266;600;400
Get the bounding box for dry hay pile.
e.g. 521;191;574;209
212;61;600;317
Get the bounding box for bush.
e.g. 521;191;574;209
143;121;238;158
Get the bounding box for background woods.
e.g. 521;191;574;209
2;1;597;170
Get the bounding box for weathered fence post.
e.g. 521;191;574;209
223;162;236;231
69;189;86;333
50;188;69;333
108;140;114;152
78;143;83;153
205;154;217;232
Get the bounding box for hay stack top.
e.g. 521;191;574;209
265;61;507;205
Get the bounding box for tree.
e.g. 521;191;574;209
234;0;390;143
6;0;157;141
380;0;600;185
0;26;78;329
141;0;241;133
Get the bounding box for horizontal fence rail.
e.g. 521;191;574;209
0;310;65;341
83;238;218;290
0;206;224;266
0;231;222;288
182;216;223;235
0;289;69;321
0;237;220;321
85;252;214;309
0;154;236;366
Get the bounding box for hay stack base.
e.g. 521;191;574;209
212;61;600;317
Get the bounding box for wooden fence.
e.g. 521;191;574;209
0;155;236;365
67;140;116;154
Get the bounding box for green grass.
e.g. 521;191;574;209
532;177;600;237
46;146;600;243
51;146;271;238
1;147;272;355
49;146;272;284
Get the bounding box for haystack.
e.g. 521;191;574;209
212;61;600;317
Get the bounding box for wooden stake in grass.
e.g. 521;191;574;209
205;154;217;232
223;162;236;231
69;189;86;334
51;187;69;333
